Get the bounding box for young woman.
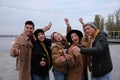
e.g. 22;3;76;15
31;29;52;80
51;32;69;80
50;18;72;80
66;29;84;80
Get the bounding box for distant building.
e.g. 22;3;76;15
107;31;120;39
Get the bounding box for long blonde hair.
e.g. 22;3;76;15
51;32;64;42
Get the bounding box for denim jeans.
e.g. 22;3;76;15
91;72;111;80
52;68;64;80
32;73;50;80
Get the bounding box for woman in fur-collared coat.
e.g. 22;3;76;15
51;23;71;80
51;32;68;80
66;30;84;80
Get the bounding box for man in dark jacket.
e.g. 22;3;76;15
72;22;113;80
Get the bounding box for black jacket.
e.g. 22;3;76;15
81;31;113;77
31;38;52;76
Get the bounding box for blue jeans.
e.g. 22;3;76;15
52;68;64;80
91;72;111;80
32;73;50;80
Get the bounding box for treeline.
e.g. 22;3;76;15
94;8;120;32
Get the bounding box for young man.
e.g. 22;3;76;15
10;21;52;80
72;22;113;80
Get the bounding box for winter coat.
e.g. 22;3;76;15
51;42;68;74
31;38;52;76
81;31;113;77
10;33;34;80
67;44;84;80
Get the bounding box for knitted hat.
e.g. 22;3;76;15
66;30;83;43
85;22;98;29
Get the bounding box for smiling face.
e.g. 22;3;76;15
24;24;34;36
37;32;45;42
70;33;80;44
53;32;63;42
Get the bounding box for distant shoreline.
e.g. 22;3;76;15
0;35;119;43
0;35;51;38
0;35;17;37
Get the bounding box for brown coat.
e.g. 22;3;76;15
51;42;67;73
10;33;34;80
67;44;84;80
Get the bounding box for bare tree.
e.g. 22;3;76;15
114;8;120;29
94;15;101;29
100;17;104;31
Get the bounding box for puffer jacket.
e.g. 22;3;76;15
81;31;113;77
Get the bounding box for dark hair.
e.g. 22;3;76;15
66;30;83;44
25;21;35;29
34;29;44;39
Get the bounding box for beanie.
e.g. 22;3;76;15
85;22;98;29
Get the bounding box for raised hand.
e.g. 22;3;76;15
79;18;84;25
47;22;52;30
64;18;70;26
43;22;52;32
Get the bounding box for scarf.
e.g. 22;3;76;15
40;42;50;70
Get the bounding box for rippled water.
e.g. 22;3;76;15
0;37;15;51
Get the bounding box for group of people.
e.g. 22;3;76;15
10;18;113;80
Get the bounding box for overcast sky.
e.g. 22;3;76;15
0;0;120;35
